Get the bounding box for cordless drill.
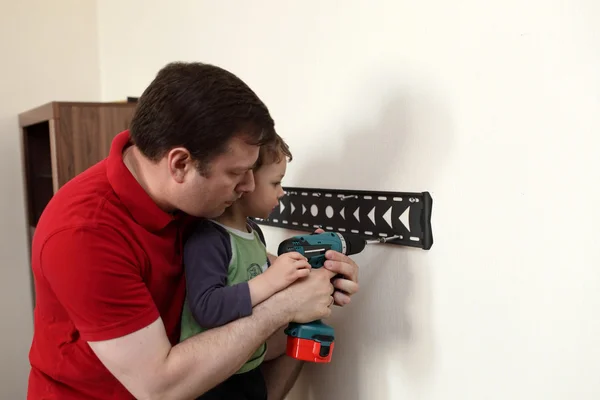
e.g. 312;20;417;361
277;231;366;363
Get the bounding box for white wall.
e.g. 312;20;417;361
0;0;101;397
96;0;598;399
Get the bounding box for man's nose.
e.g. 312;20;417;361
237;170;255;193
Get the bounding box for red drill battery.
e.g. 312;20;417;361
286;336;335;363
284;320;335;363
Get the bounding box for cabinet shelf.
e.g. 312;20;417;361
19;101;138;300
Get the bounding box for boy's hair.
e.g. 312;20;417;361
129;62;276;173
254;134;292;171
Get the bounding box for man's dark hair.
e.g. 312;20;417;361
129;62;276;172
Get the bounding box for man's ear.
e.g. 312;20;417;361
167;147;194;183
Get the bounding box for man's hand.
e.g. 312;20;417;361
311;228;360;306
324;250;359;306
249;252;310;306
276;267;337;323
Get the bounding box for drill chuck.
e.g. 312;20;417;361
339;232;366;255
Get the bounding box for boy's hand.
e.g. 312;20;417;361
263;252;311;293
249;252;310;306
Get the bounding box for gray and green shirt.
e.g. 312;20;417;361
180;218;270;374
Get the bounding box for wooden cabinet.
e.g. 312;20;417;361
19;101;138;252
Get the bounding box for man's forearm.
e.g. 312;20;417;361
89;263;335;400
155;294;290;399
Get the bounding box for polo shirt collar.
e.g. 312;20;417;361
106;130;177;232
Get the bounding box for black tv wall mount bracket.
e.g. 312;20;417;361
252;187;433;250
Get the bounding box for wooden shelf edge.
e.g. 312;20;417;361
56;101;138;108
18;101;138;128
19;102;57;127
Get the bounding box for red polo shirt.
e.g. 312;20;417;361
28;130;190;399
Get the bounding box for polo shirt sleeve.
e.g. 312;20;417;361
183;221;252;329
39;225;159;342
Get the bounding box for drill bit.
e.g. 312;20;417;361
366;235;400;244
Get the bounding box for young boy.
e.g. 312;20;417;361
180;134;310;400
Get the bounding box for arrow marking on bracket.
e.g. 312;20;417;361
302;205;306;215
383;206;392;228
399;206;411;232
340;207;345;219
291;202;296;214
280;202;286;214
368;207;376;225
353;207;360;222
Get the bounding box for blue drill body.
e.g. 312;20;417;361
277;231;366;362
277;232;349;269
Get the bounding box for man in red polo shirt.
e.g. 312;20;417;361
27;62;360;400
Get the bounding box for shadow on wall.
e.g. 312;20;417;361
285;81;454;399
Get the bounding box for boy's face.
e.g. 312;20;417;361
239;156;287;219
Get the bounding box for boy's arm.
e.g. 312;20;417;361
245;219;310;303
184;222;253;329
